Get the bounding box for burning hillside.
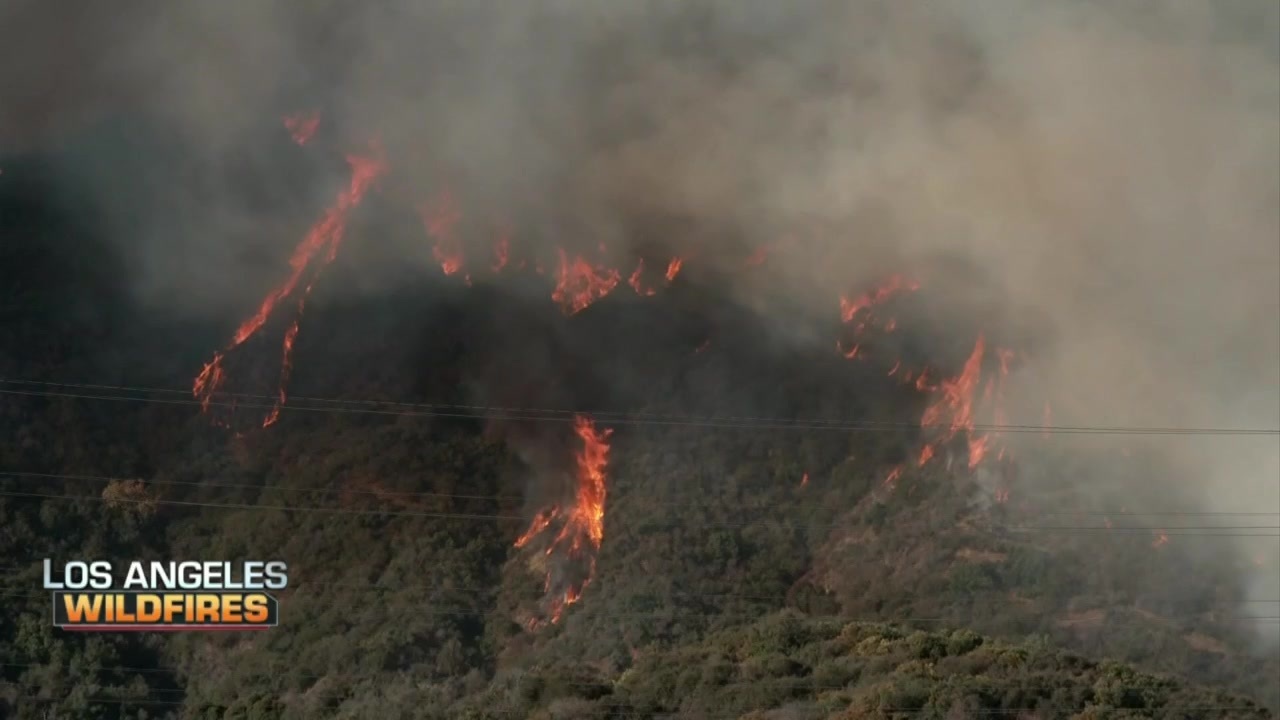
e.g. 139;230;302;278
3;1;1278;717
181;113;1094;626
513;415;613;627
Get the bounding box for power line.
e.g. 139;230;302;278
6;470;1278;517
2;489;1276;535
3;379;1278;436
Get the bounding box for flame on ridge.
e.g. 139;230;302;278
422;191;465;276
629;259;656;296
828;274;1018;488
552;250;622;315
192;144;387;427
837;274;920;362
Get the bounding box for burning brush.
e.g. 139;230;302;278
514;415;612;627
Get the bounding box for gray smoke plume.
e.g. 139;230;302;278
3;0;1277;639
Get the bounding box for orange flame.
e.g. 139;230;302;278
917;443;936;467
514;506;557;548
262;297;306;428
800;472;809;488
552;250;620;314
910;333;1017;471
556;416;611;550
628;259;656;296
514;415;613;626
421;192;465;276
835;274;1020;485
665;257;683;282
193;145;386;425
231;150;385;348
886;466;904;486
840;274;920;323
283;112;320;146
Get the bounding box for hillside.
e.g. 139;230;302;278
1;84;1278;720
456;612;1273;719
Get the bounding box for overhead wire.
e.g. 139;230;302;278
1;488;1276;535
3;378;1278;435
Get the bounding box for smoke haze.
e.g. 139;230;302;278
3;0;1278;638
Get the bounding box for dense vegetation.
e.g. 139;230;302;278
452;612;1273;719
1;132;1276;719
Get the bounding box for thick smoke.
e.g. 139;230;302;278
4;1;1278;637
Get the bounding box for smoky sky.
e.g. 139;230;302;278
4;0;1279;637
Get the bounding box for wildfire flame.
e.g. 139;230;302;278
665;257;683;282
628;259;657;297
840;274;920;324
514;506;557;549
515;415;612;626
262;298;306;428
283;112;320;146
913;334;1015;471
830;273;1023;489
192;144;386;427
552;249;621;315
884;465;904;488
838;274;920;363
422;191;465;276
